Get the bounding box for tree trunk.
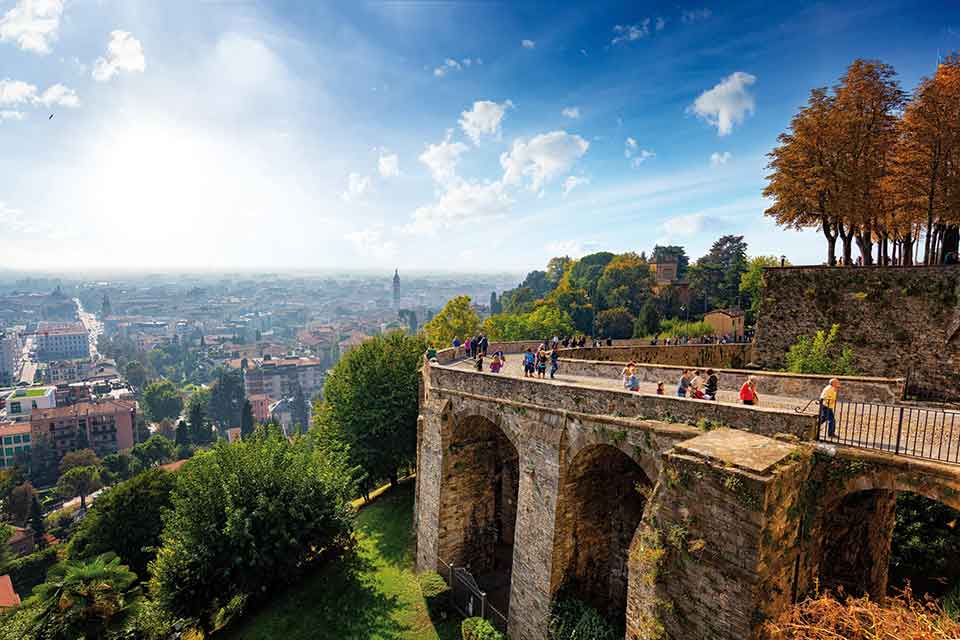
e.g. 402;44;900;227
902;233;914;266
940;225;959;263
837;221;855;266
856;231;874;266
80;493;87;511
820;215;838;266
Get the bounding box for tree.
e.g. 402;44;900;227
499;286;539;315
595;307;636;340
6;482;35;526
689;235;749;311
68;468;176;577
26;554;139;638
57;466;102;511
317;331;425;495
634;300;661;337
595;252;655;315
651;245;689;277
398;309;418;333
565;252;615;301
101;453;142;484
289;387;308;436
482;306;576;341
131;435;176;468
124;361;147;389
208;369;245;431
142;379;183;423
422;296;481;347
546;256;573;286
545;285;594;334
29;495;46;550
240;399;255;439
149;432;355;628
489;292;502;315
59;449;100;476
28;434;57;487
175;419;191;447
785;324;858;375
187;390;213;445
739;255;788;322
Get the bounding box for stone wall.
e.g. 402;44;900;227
754;265;960;400
558;358;905;404
561;343;754;368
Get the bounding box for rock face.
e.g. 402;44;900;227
414;359;960;640
753;265;960;401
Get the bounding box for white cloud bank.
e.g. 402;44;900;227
690;71;756;136
501;130;589;192
92;31;146;82
0;78;79;108
0;0;63;54
459;99;513;145
418;130;469;184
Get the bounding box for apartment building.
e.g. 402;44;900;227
35;322;89;361
1;386;56;423
243;357;324;401
30;399;136;458
0;422;31;469
0;331;20;386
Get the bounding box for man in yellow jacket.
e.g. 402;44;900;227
819;378;840;437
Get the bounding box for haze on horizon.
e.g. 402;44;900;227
1;0;958;273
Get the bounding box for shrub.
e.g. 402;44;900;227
763;587;960;638
785;324;857;375
656;318;715;339
462;617;504;640
549;598;616;640
419;571;451;618
148;431;356;629
3;546;59;595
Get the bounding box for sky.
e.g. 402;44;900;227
1;0;959;274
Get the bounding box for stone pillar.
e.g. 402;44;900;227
415;398;449;573
507;414;563;640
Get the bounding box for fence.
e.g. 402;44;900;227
815;399;960;464
438;558;508;632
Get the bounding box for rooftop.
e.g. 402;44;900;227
30;399;136;421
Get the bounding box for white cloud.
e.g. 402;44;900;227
378;151;400;178
0;0;63;54
521;39;536;49
625;137;655;167
681;8;713;23
0;79;78;108
562;175;589;196
500;130;589;192
546;240;592;259
434;57;481;77
459;99;513;145
690;71;756;136
37;83;78;107
0;110;25;121
345;226;397;258
92;31;146;82
561;106;580;119
419;130;470;184
407;179;512;235
612;19;650;44
342;172;372;202
662;212;707;236
655;16;666;30
710;151;732;166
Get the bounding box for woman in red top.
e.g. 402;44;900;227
739;376;759;405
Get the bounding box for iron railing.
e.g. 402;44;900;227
815;399;960;464
437;558;508;632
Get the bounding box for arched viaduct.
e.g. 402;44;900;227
414;346;960;640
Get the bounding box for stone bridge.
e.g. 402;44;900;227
414;344;960;640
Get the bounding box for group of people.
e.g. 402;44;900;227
453;334;489;359
522;345;560;379
676;369;720;400
649;333;752;346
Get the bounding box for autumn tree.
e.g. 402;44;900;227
422;295;481;347
595;252;655;315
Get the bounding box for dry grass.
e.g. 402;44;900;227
763;587;960;640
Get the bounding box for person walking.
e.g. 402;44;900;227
480;334;489;357
536;347;547;379
677;370;691;398
549;348;560;379
490;353;503;373
474;353;484;371
523;348;535;378
819;378;840;437
628;367;640;392
690;370;705;399
739;376;759;405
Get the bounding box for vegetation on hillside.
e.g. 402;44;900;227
785;324;857;375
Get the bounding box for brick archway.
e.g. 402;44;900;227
550;442;653;628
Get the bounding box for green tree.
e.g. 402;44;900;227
634;300;662;337
174;419;191;447
6;481;35;526
124;361;147;389
595;307;636;340
131;435;176;468
595;252;655;315
483;306;576;341
29;495;46;550
208;369;245;431
422;295;481;347
499;286;539;315
186;388;213;444
689;235;749;311
57;466;103;511
59;449;100;476
318;331;425;495
290;387;308;436
149;432;355;628
27;554;139;639
566;252;615;301
68;468;176;578
651;245;690;277
101;453;142;484
785;324;858;375
546;256;573;286
240;400;255;439
739;255;788;323
28;435;57;487
141;379;183;423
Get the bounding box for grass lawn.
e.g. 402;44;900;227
221;482;461;640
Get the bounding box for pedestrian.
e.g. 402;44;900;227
621;362;636;388
690;370;705;399
628;367;640;392
704;369;718;401
819;378;840;437
739;376;759;405
656;381;665;395
677;370;691;398
474;353;484;371
480;334;489;357
490;353;503;373
536;348;547;378
453;337;461;351
552;335;559;350
469;336;477;358
523;348;535;378
550;348;560;379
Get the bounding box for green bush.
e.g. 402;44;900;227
148;431;356;629
3;546;59;595
785;324;857;375
549;598;616;640
419;571;451;616
462;616;505;640
656;318;715;339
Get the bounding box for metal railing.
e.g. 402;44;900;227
438;558;508;632
815;399;960;464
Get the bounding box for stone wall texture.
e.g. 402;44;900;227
562;343;754;369
753;265;960;400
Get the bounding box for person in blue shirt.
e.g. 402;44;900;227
523;348;535;378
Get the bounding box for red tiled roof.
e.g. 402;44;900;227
0;575;20;609
30;399;136;421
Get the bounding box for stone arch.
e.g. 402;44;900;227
549;440;654;628
561;419;661;485
438;409;521;614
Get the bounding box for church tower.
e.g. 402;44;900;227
392;269;400;306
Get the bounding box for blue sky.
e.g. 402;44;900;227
1;0;958;273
